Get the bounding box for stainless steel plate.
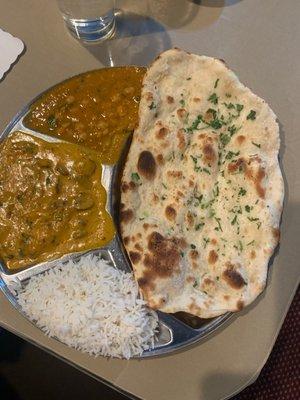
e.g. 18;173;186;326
0;74;232;358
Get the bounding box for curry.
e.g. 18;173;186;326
24;67;146;164
0;132;114;270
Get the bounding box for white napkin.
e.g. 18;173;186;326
0;28;24;80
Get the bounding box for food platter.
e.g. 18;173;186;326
0;69;232;358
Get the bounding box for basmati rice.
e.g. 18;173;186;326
17;254;158;359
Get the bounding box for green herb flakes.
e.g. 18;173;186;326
203;238;210;248
195;222;205;231
131;172;140;183
247;110;256;120
220;133;231;146
214;217;223;232
238;187;247;196
208;93;218;105
231;215;237;225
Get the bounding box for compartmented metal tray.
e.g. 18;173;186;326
0;79;232;358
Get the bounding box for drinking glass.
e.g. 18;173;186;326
57;0;116;43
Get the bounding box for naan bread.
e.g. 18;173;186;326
120;49;284;318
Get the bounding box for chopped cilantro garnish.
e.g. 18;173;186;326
202;167;211;175
203;238;210;248
213;185;219;197
195;222;205;231
186;77;192;80
225;150;240;160
180;251;185;257
208;93;219;105
247;110;256;120
227;125;240;136
210;118;223;129
193;280;198;288
236;104;244;113
231;215;237;225
225;93;231;98
247;240;255;246
179;99;185;107
223;102;235;110
238;240;243;252
214;217;223;232
220;133;231;146
247;216;259;222
131;172;140;183
214;78;220;89
149;102;156;110
190;155;202;172
209;208;216;218
238;187;247;196
162;183;168;189
186;114;203;132
245;205;251;212
167;151;175;161
191;244;196;249
252;141;261;148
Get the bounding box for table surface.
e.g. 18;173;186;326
1;288;298;399
0;1;300;400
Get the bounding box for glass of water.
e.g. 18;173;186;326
57;0;116;43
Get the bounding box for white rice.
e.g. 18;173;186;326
17;254;158;359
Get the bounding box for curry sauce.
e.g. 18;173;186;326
0;132;114;270
24;67;146;164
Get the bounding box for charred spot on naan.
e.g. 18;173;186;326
156;126;169;140
137;150;156;180
121;181;136;193
143;231;185;278
188;299;202;316
165;205;177;221
228;157;246;174
134;243;143;251
176;108;187;120
244;157;265;195
189;250;199;260
223;264;246;289
123;236;130;245
202;143;216;165
272;227;280;243
120;209;134;224
236;135;246;145
156;154;164;165
185;211;194;227
177;129;186;150
129;251;141;264
167;170;183;179
145;91;153;101
208;250;218;264
167;95;174;104
236;300;244;311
